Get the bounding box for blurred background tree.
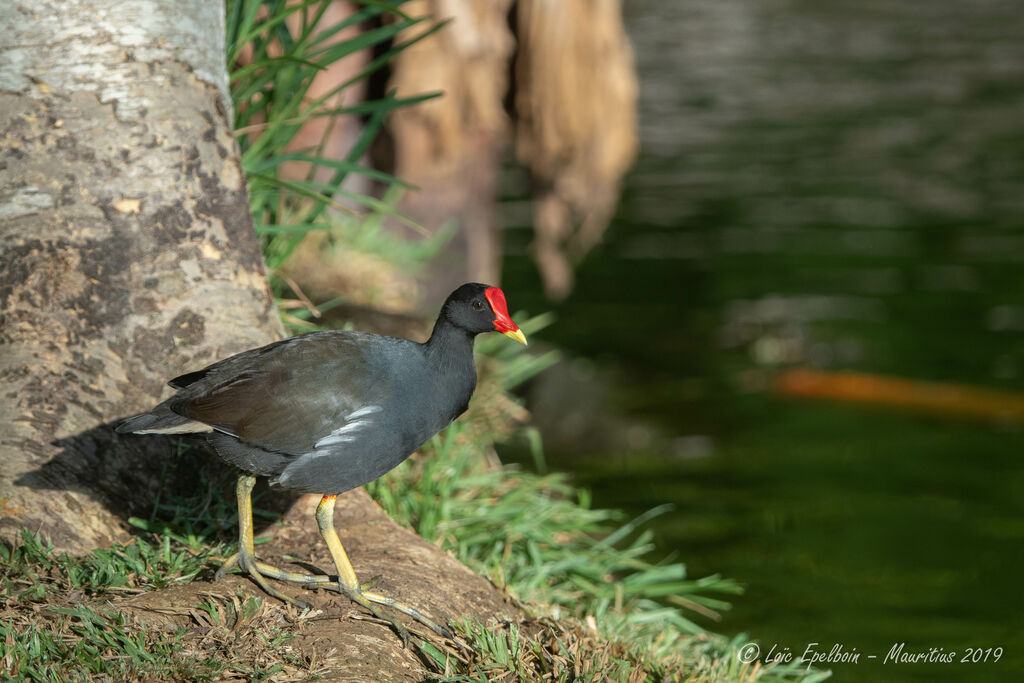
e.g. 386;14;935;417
274;0;637;309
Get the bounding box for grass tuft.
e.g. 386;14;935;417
0;529;221;601
417;617;830;683
0;603;197;682
0;530;319;681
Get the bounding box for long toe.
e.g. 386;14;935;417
254;559;333;586
247;568;314;610
359;587;453;641
234;553;314;610
342;586;412;647
214;552;240;581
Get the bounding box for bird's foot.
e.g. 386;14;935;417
253;559;333;586
215;550;314;610
333;583;454;644
346;589;413;647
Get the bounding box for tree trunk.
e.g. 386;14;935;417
0;0;281;552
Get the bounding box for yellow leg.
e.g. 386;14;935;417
316;494;453;643
215;474;321;608
213;477;451;644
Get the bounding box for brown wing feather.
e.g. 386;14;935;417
178;370;288;436
168;333;392;455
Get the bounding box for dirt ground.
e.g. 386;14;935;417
116;488;519;681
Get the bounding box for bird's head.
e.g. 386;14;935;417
444;283;528;345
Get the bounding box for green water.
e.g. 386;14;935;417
500;1;1024;680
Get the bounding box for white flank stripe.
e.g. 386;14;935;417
314;405;382;448
347;405;382;420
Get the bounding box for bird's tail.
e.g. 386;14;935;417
115;402;211;435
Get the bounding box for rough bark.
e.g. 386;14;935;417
0;1;281;551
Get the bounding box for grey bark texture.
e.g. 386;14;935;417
0;1;282;551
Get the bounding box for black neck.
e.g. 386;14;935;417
423;318;479;413
424;317;476;366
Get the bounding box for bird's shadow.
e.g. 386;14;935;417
12;423;297;549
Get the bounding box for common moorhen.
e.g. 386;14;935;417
117;283;527;642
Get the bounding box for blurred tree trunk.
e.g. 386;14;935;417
388;0;516;308
0;0;281;552
385;0;637;306
516;0;638;300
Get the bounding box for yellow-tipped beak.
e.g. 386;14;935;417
503;328;528;346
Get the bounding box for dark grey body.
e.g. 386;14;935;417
117;323;477;495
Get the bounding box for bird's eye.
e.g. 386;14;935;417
472;299;485;312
